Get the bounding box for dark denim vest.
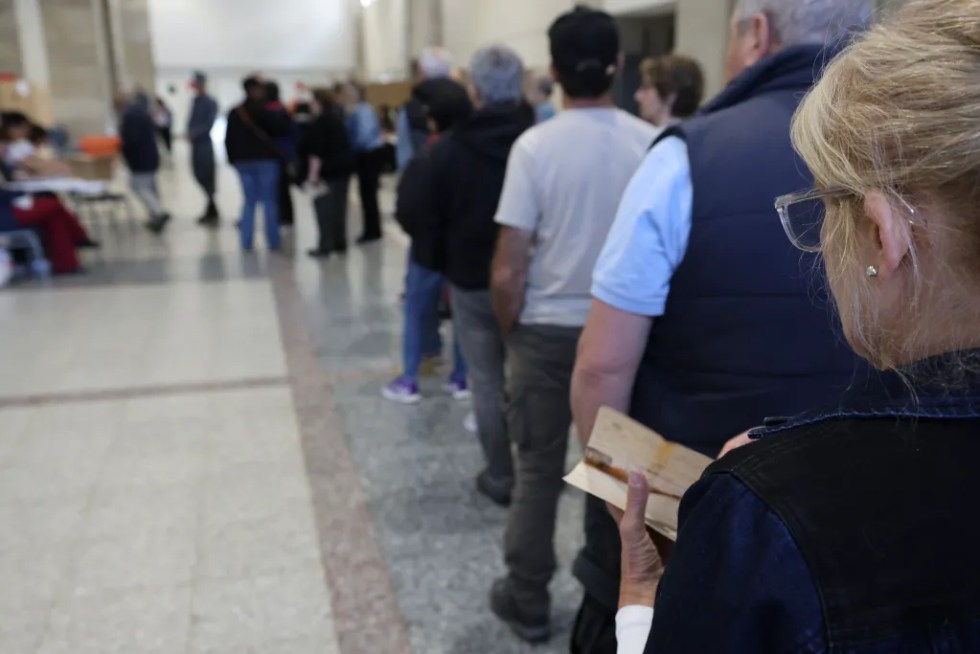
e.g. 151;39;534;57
574;45;867;613
644;352;980;653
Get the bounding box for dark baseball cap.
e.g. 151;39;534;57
548;6;619;85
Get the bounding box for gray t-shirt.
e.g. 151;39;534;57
495;107;660;327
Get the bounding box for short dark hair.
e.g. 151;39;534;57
640;54;705;119
1;111;29;128
242;75;264;95
265;80;281;103
548;6;619;99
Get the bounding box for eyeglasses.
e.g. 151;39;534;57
774;187;917;253
774;187;851;253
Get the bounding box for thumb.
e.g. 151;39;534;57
621;469;650;541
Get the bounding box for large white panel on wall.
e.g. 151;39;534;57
148;0;356;70
441;0;573;70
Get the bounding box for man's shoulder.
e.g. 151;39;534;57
613;109;660;139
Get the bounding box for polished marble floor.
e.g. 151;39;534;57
0;142;584;653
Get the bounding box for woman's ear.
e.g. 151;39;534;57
864;190;912;279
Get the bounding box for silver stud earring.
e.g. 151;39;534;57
866;265;879;278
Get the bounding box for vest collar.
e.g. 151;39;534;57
703;44;829;115
753;349;980;436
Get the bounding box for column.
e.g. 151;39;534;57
675;0;731;99
0;3;23;75
40;0;115;135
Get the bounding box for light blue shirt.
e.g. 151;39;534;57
347;102;383;153
395;108;414;170
591;136;693;317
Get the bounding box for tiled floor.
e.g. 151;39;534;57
0;142;585;653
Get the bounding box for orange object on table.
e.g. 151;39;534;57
78;136;121;157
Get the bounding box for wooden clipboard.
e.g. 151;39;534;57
564;407;713;540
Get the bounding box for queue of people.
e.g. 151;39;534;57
381;0;980;652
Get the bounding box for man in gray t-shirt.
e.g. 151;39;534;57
488;6;659;644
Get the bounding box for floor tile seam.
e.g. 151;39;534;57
0;375;290;409
268;256;413;654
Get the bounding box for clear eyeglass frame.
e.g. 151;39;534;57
774;187;917;253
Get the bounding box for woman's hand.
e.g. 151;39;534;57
618;470;665;609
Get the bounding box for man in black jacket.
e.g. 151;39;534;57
412;45;533;507
304;87;355;258
120;92;169;233
225;75;289;251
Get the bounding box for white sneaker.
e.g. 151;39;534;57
463;411;477;433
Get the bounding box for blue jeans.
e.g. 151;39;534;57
235;160;280;250
403;254;465;382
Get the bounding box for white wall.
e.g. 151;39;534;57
602;0;674;16
362;0;408;80
148;0;357;135
441;0;573;71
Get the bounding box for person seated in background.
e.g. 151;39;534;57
616;1;980;651
525;73;557;123
633;54;704;128
382;76;473;404
411;45;533;505
304;87;355;259
119;92;170;234
225;74;290;252
0;127;97;274
1;112;70;178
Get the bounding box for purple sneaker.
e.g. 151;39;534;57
382;377;421;404
444;378;472;401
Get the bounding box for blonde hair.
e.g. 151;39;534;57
792;0;980;369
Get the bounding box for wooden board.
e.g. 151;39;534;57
563;407;713;540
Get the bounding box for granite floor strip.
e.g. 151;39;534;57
269;257;413;654
0;375;289;409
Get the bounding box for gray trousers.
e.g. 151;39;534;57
450;286;514;487
130;172;165;218
503;323;581;614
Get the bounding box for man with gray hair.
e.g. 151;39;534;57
411;44;532;509
569;0;872;651
396;46;455;169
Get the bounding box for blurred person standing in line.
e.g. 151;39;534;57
488;7;659;644
265;80;298;228
225;75;289;252
120;92;171;234
569;1;873;650
411;45;533;502
526;73;557;123
634;54;704;128
345;83;385;244
188;71;220;226
305;87;354;259
396;47;454;170
382;77;473;404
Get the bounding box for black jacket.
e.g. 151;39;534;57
224;100;289;164
411;104;532;290
305;107;354;181
120;95;160;173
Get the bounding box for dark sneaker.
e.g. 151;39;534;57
489;578;551;644
381;376;421;404
307;248;331;259
476;470;512;507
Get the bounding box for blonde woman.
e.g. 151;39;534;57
616;0;980;652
